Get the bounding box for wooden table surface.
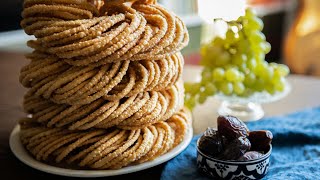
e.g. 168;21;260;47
0;51;164;180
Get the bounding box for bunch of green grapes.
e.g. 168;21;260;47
185;8;289;110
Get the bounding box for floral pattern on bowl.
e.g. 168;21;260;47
196;143;271;180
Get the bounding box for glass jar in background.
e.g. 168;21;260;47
284;0;320;76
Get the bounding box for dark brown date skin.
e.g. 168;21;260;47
198;128;223;158
238;151;264;161
217;136;251;160
248;130;273;152
218;115;249;140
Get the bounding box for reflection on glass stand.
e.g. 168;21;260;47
215;81;291;122
218;101;264;122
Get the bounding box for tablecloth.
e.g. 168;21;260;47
161;107;320;180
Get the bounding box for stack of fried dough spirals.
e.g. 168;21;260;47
19;0;191;169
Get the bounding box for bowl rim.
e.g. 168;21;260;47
196;138;272;165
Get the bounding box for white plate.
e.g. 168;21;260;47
9;124;193;177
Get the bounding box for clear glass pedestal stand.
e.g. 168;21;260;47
215;81;291;122
218;101;264;122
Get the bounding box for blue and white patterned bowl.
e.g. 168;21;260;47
196;139;272;180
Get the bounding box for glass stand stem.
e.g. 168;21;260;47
218;101;264;122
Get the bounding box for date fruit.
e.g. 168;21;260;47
238;151;264;161
198;128;223;158
218;115;249;140
248;130;273;151
198;116;273;161
217;136;251;160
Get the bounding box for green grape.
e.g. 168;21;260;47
247;58;257;71
186;82;201;95
200;44;207;56
225;29;239;44
274;77;286;91
224;64;238;70
200;45;217;67
265;84;276;95
228;47;237;55
233;82;245;95
232;53;247;65
249;31;266;43
236;15;244;23
244;73;256;86
215;51;231;66
237;37;250;53
225;68;241;82
274;64;290;76
242;23;253;34
254;52;265;62
212;36;225;46
254;61;268;76
184;82;194;92
250;44;262;56
198;92;207;104
244;8;255;19
201;67;213;85
271;75;280;85
201;44;229;67
269;62;277;68
239;63;248;72
185;7;289;110
252;78;265;92
219;82;233;95
251;42;270;58
260;66;274;81
185;95;196;110
262;42;271;54
247;16;264;31
212;68;225;81
239;72;245;81
202;67;212;76
226;29;235;39
204;82;217;95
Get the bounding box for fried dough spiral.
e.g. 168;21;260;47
20;52;183;105
19;0;191;170
22;0;189;66
19;108;191;169
23;81;184;130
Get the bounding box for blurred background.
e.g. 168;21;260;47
0;0;320;76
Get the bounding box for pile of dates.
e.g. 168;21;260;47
198;115;273;161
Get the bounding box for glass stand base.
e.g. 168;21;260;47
218;101;264;122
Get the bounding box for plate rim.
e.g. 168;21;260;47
9;124;193;177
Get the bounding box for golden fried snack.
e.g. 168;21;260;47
19;108;191;170
167;107;191;147
20;52;183;105
21;1;189;66
23;82;184;130
18;0;192;170
134;126;161;163
22;0;99;21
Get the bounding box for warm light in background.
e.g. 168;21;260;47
296;10;320;36
197;0;247;22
